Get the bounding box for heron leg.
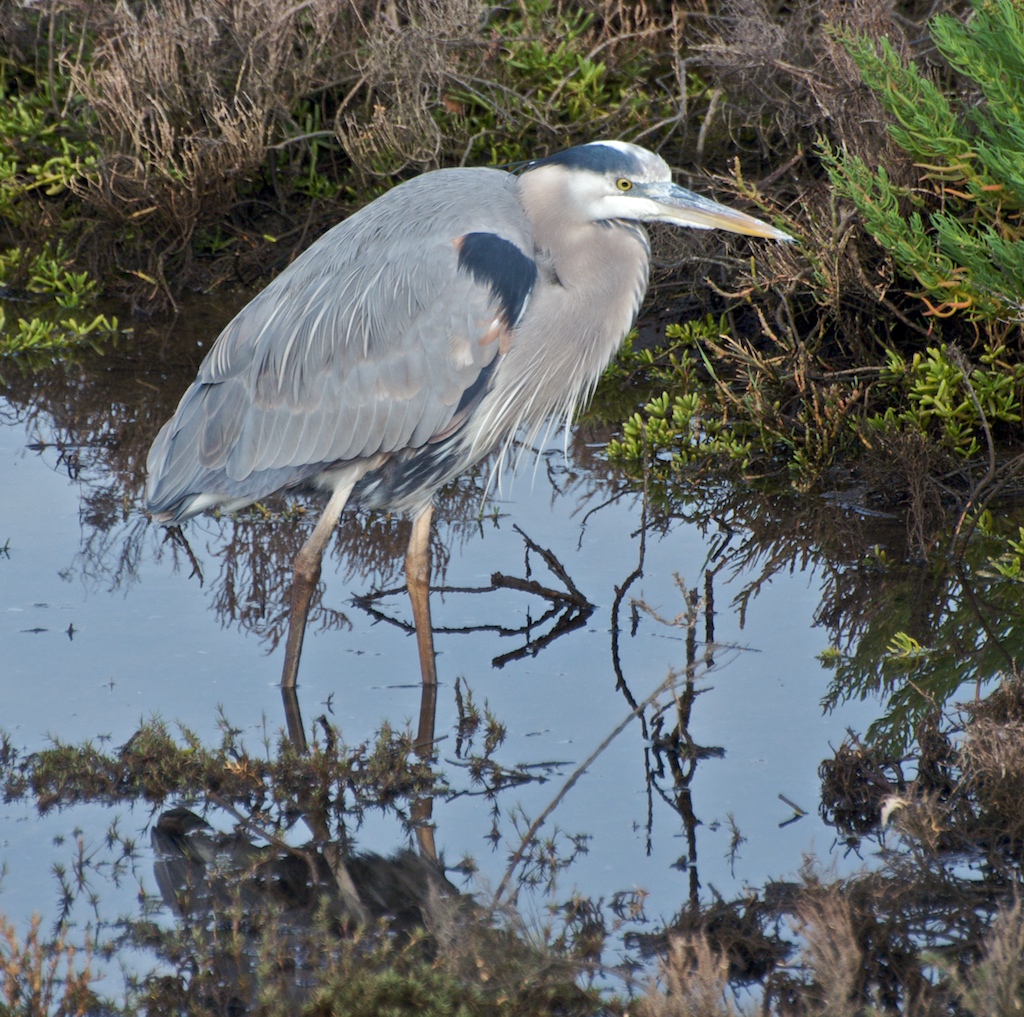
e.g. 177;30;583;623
280;684;308;752
412;677;439;862
407;512;438;859
405;503;437;686
281;480;355;689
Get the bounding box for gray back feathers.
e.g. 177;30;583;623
146;142;738;522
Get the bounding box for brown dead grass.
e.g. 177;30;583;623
635;935;740;1017
0;914;98;1016
791;890;866;1017
2;0;956;327
59;0;357;298
948;897;1024;1017
691;0;931;360
336;0;483;178
960;677;1024;848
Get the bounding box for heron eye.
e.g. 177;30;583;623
616;178;632;191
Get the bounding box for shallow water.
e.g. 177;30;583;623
0;301;986;995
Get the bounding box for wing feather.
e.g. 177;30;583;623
146;167;536;520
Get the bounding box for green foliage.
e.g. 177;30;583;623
1;0;681;303
929;0;1024;206
593;2;1024;497
824;2;1024;320
0;63;100;230
434;0;671;168
0;306;119;357
451;0;659;165
0;65;113;359
0;243;118;357
0;57;101;309
283;100;345;202
602;317;761;476
0;242;98;308
884;630;926;661
599;314;870;486
982;525;1024;582
868;343;1024;456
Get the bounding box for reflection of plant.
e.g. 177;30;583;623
0;715;439;815
821;540;1024;754
982;525;1024;583
0;914;99;1016
505;805;590;898
0;307;119;356
0;710;606;1015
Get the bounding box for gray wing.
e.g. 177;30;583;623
146;169;536;520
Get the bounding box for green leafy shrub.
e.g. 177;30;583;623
812;1;1024;481
441;0;669;168
869;344;1024;457
0;243;118;358
602;318;762;474
599;310;867;486
0;308;119;357
0;63;100;238
601;0;1024;500
823;1;1024;323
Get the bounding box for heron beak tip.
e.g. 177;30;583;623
650;183;795;242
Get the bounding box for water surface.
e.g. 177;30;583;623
0;303;936;991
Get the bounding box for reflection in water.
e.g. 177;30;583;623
150;806;461;1010
353;523;594;670
6;307;1024;771
821;557;1024;750
5;301;1024;1009
6;308;1024;766
6;309;1020;757
0;702;612;1011
6;663;1024;1012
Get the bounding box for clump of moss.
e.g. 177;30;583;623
0;715;439;815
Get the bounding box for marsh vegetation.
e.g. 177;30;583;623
3;0;1024;1013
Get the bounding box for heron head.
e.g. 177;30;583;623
522;140;793;242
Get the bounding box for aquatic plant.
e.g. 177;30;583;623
0;238;119;358
0;307;119;358
5;679;1024;1014
0;914;100;1016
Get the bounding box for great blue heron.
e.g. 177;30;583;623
146;140;792;689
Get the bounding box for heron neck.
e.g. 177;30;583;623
464;175;651;463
